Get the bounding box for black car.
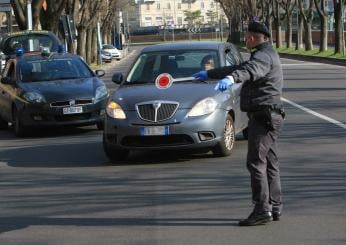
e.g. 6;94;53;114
0;49;108;136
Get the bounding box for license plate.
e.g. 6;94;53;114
63;106;83;115
140;126;169;136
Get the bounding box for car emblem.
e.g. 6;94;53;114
69;100;75;106
152;101;161;109
155;73;173;89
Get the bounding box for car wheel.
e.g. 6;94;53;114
0;117;8;130
103;134;129;162
242;127;248;140
12;108;26;137
96;121;104;130
212;114;235;157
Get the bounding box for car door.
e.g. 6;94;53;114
0;60;17;122
224;44;248;132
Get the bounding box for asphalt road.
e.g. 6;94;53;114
0;46;345;245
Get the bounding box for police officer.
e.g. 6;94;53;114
193;21;285;226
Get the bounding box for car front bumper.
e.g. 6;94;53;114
17;99;107;128
104;108;228;151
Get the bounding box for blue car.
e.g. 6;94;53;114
103;41;248;161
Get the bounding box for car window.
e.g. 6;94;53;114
126;50;219;83
3;34;55;55
19;57;93;82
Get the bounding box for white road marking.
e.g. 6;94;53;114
282;63;327;66
282;97;346;129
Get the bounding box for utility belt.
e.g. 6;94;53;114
247;105;285;130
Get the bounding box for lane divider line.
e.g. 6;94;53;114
282;97;346;129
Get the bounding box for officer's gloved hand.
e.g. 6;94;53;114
192;70;208;81
215;76;235;91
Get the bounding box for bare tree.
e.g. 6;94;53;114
281;0;296;48
333;0;345;54
40;0;67;33
11;0;44;30
297;0;314;50
272;0;283;48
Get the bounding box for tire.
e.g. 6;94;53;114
12;108;26;137
242;127;248;140
212;114;235;157
0;117;8;130
103;134;129;162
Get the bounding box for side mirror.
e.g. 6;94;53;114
1;77;14;84
95;69;105;77
112;73;123;84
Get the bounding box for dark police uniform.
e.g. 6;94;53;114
207;22;285;224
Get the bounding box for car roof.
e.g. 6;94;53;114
1;30;56;38
141;41;225;53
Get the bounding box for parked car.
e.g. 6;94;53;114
0;48;108;136
101;50;112;63
102;44;122;60
103;41;248;161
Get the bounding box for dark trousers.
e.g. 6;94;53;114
246;112;284;213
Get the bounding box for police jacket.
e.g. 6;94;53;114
208;42;283;112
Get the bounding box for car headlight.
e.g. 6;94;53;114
187;97;217;117
95;85;108;100
106;101;126;119
23;92;45;103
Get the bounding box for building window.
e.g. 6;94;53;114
201;2;204;8
210;2;214;8
167;3;171;9
178;17;182;25
146;4;150;10
178;3;181;9
145;17;152;20
156;16;162;20
157;3;160;9
188;3;191;9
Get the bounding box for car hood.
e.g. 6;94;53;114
104;48;120;54
112;82;232;110
19;77;103;102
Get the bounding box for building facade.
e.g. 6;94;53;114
128;0;226;31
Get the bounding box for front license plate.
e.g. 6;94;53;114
140;126;169;136
63;106;83;115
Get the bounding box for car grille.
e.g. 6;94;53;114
136;101;179;122
50;99;93;107
121;135;194;147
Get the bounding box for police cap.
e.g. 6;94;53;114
248;21;271;38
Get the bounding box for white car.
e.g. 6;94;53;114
102;44;122;60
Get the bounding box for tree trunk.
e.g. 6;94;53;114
77;26;87;59
86;28;93;64
286;15;293;48
334;2;345;54
92;28;98;64
304;21;313;50
319;15;328;52
295;11;304;50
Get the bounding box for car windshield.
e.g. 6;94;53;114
19;57;94;82
3;34;56;55
126;50;219;84
103;45;115;49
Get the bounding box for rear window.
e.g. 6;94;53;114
3;34;58;55
127;50;219;83
19;57;93;82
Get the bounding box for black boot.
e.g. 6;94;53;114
272;211;281;221
238;211;273;226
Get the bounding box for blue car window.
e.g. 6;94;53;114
19;57;93;82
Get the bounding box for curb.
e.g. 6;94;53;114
277;52;346;67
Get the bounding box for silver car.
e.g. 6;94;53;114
103;41;248;161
